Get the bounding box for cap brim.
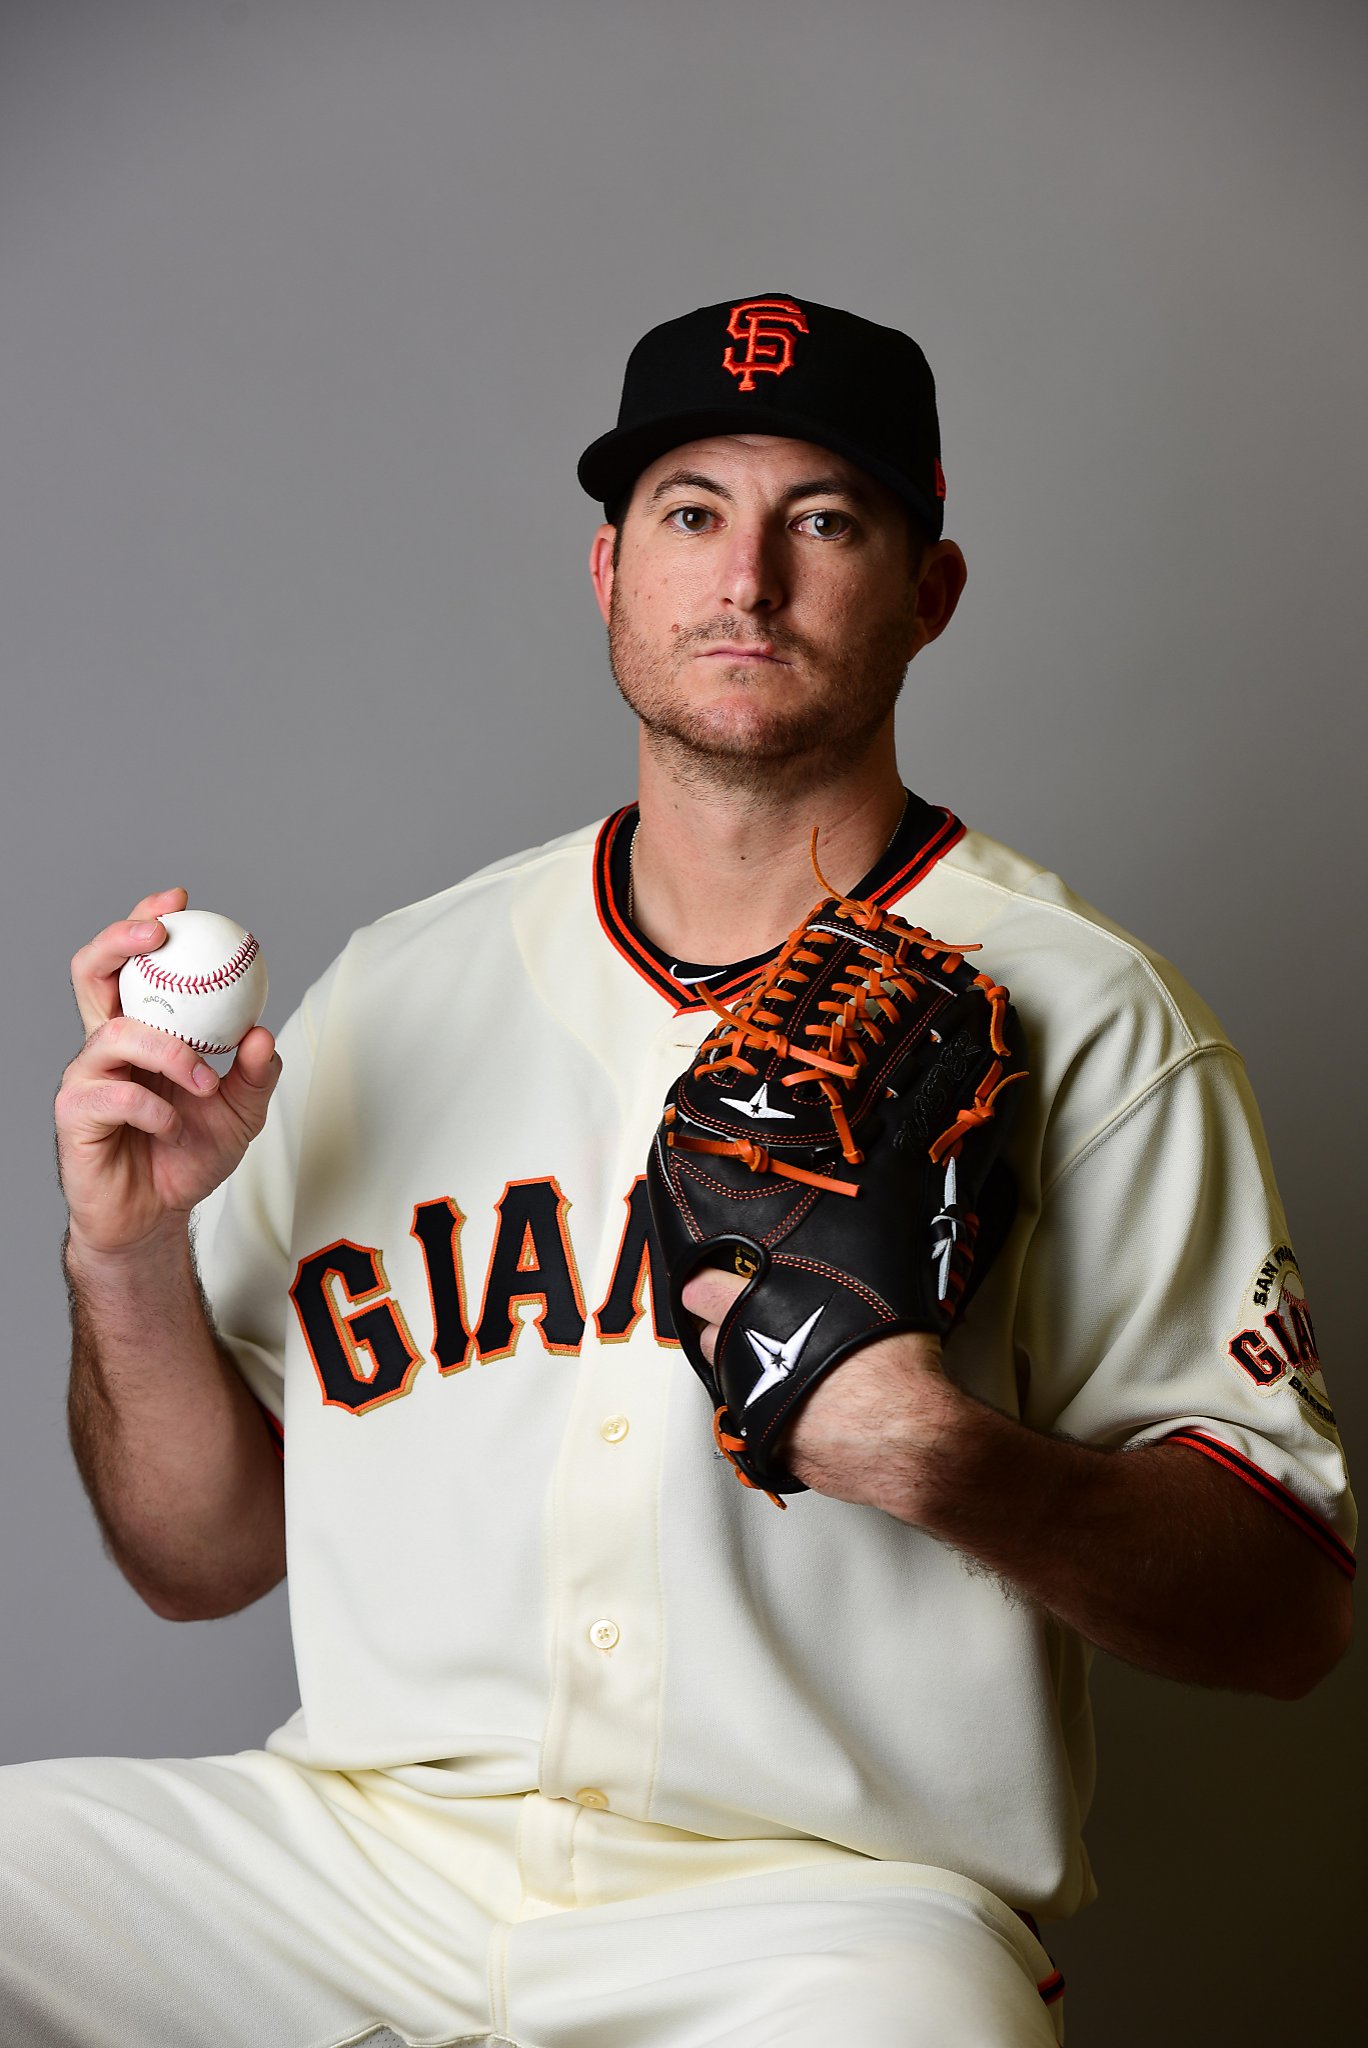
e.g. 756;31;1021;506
577;407;943;538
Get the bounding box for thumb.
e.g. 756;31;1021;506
221;1028;282;1115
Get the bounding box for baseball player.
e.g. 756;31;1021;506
6;295;1354;2047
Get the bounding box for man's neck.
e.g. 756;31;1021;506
629;735;909;964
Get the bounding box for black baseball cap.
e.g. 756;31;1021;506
577;293;946;540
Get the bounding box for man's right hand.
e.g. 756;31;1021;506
56;887;282;1259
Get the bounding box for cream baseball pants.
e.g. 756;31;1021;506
0;1751;1066;2046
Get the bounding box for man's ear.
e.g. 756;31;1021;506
908;539;968;655
589;524;617;625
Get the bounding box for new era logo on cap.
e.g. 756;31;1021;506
576;292;947;539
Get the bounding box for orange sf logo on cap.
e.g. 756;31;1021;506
722;298;809;391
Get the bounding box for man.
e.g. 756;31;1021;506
10;295;1353;2046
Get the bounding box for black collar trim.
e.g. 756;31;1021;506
592;794;966;1012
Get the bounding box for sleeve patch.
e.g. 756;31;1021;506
1225;1247;1338;1438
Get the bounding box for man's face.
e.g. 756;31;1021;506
591;435;956;789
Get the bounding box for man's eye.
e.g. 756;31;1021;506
795;510;852;539
665;506;716;533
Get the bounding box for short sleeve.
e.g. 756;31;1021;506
192;962;336;1426
1016;1045;1356;1574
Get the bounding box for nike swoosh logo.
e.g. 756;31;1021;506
670;964;727;985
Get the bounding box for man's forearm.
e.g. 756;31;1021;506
900;1378;1352;1698
65;1227;285;1621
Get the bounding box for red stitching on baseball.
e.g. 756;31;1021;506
134;934;258;997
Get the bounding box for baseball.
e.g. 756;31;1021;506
118;909;269;1055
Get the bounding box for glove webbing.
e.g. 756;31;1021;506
668;883;1019;1191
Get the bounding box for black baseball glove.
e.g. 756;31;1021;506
646;864;1028;1505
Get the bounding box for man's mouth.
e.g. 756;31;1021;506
701;643;788;664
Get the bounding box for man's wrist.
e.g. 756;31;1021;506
877;1358;982;1528
884;1363;1064;1543
891;1370;1108;1589
62;1218;199;1321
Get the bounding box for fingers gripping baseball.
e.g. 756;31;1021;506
70;888;188;1039
57;894;280;1257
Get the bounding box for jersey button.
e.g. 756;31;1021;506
600;1415;630;1443
575;1787;609;1809
588;1618;621;1651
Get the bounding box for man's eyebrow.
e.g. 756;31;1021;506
645;469;871;508
783;475;873;509
647;469;735;505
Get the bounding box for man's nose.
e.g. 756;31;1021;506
717;521;787;614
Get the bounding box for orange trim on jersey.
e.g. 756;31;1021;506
410;1196;475;1375
258;1401;285;1459
592;1174;681;1347
593;806;696;1006
1165;1427;1355;1579
1014;1911;1065;2008
290;1240;425;1416
867;809;966;910
473;1176;589;1363
592;803;967;1010
1037;1969;1066;2007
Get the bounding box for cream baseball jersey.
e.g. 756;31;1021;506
195;802;1355;1921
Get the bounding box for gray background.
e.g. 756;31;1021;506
1;0;1363;2038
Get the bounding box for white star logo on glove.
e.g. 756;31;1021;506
742;1302;827;1406
719;1081;796;1121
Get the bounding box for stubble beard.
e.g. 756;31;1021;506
607;585;915;802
